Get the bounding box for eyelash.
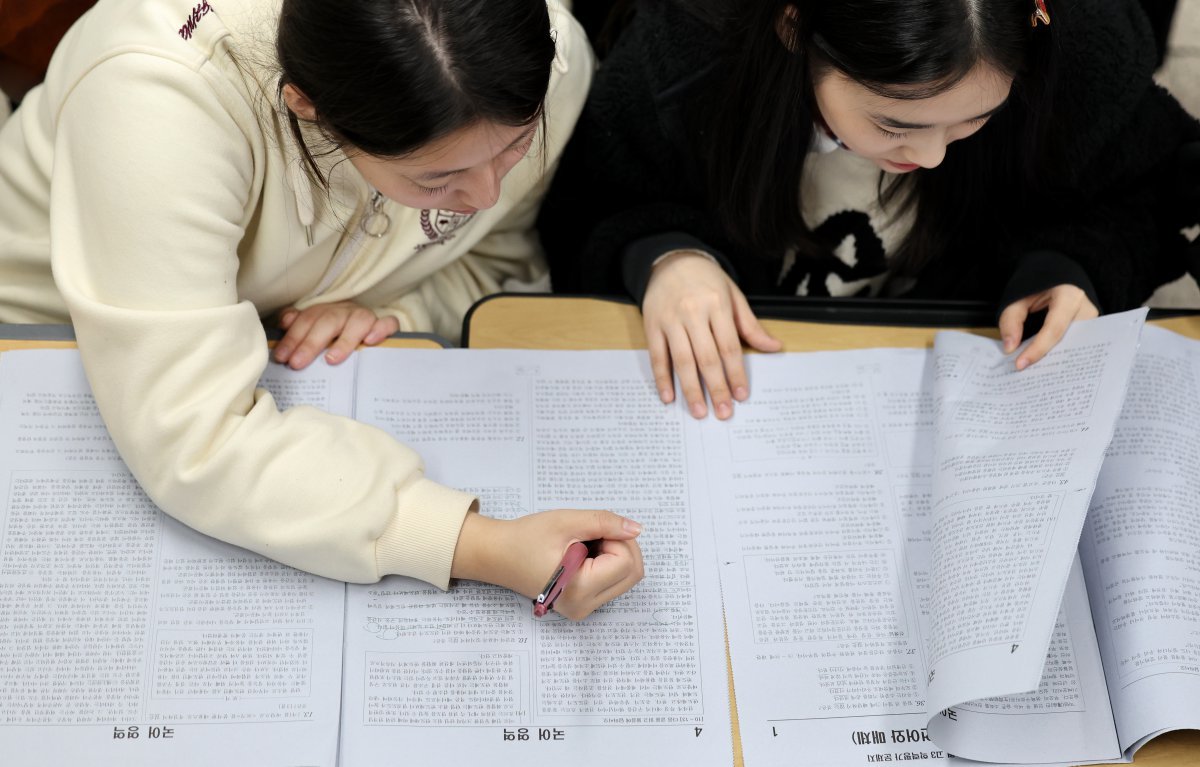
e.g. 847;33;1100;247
874;116;989;140
413;133;536;196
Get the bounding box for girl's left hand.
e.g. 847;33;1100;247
997;284;1099;370
273;300;399;369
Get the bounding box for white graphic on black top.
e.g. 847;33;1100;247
779;210;889;296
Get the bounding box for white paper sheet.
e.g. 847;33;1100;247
0;351;348;767
337;349;733;767
702;310;1145;766
1078;324;1200;752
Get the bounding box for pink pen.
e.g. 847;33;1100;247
533;541;589;617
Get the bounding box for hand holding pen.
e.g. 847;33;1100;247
450;508;645;621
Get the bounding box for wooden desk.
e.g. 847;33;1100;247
465;295;1200;767
465;295;1200;351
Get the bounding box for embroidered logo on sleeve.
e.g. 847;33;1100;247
413;209;475;254
178;1;214;40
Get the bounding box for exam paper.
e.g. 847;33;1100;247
0;351;347;767
1077;324;1200;753
337;349;733;767
701;310;1145;767
923;311;1144;716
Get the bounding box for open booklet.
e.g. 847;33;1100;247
703;309;1200;767
0;339;734;767
0;309;1197;766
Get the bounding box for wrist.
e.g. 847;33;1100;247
651;249;719;271
449;511;504;584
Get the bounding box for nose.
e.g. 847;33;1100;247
460;168;502;211
904;134;948;169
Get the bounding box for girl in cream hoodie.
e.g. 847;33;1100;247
0;0;643;619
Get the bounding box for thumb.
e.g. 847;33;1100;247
997;299;1032;354
577;509;643;541
732;292;783;352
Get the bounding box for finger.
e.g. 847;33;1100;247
363;315;400;346
289;312;346;369
707;309;746;416
274;311;320;364
593;536;644;578
996;300;1032;355
278;308;299;330
559;542;644;619
325;310;377;365
575;508;643;541
1015;300;1076;371
731;291;783;354
688;322;734;421
665;325;708;418
645;322;676;404
587;543;645;604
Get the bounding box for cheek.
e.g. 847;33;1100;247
947;122;986;144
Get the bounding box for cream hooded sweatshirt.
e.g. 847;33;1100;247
0;0;593;585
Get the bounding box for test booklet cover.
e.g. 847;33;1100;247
1;309;1198;766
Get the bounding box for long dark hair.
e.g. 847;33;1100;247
704;0;1059;275
276;0;556;186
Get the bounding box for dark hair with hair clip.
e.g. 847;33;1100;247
276;0;556;187
702;0;1059;276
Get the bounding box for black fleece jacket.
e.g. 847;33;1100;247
539;0;1200;315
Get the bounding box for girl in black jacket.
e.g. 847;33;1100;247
539;0;1200;420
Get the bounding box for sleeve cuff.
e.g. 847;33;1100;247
622;231;737;304
998;249;1102;317
375;477;478;589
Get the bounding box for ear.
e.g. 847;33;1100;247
776;4;801;52
282;83;318;121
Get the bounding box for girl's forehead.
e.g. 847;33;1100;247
829;64;1014;122
402;121;535;165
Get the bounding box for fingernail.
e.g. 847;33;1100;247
690;402;707;418
623;519;642;535
734;386;748;401
660;388;674;403
325;350;341;363
716;401;732;419
1016;357;1028;371
1002;335;1016;353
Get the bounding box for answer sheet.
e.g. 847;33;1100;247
0;351;347;767
338;348;733;767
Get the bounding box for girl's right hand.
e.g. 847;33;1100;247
450;509;644;621
642;251;782;420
